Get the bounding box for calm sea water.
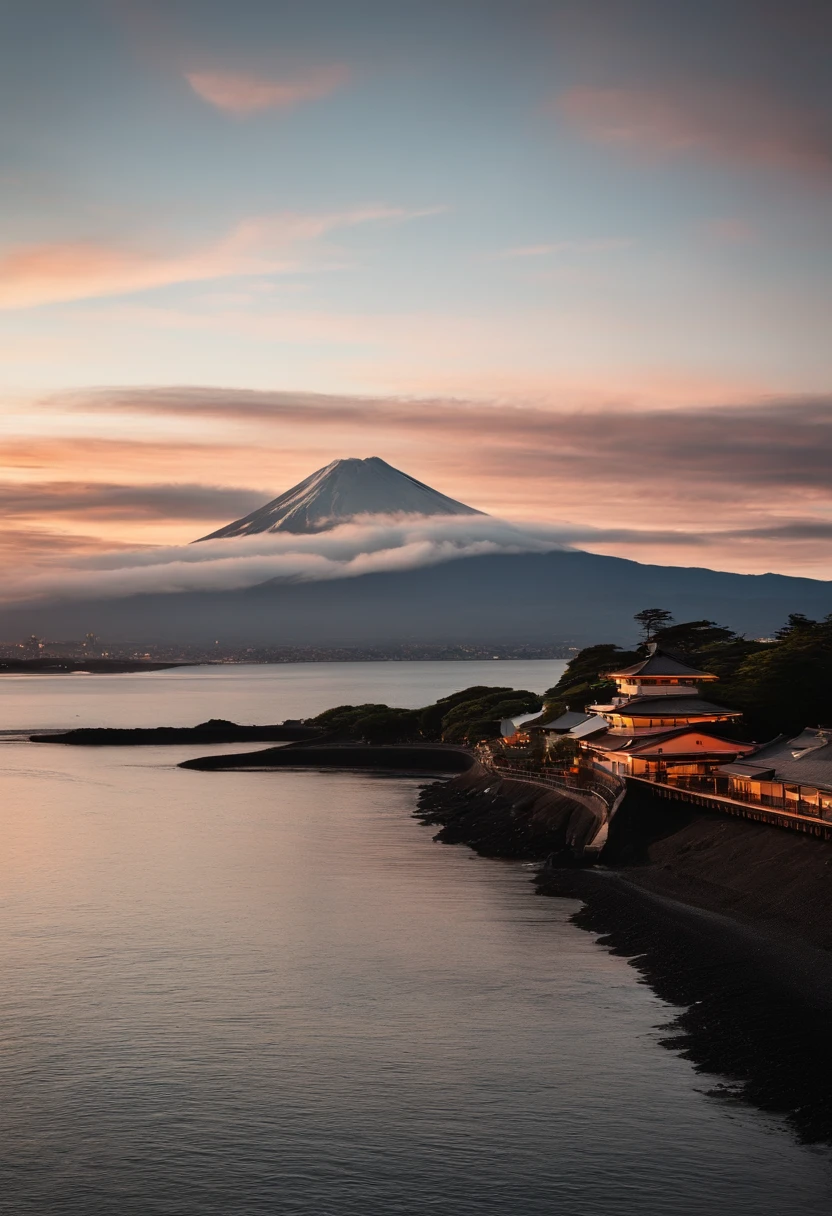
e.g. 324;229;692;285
0;659;568;733
0;665;830;1214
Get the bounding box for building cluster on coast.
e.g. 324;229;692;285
500;645;832;826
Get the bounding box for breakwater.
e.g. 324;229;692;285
179;742;475;774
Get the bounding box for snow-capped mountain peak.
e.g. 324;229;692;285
196;457;485;540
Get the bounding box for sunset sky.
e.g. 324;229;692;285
2;0;831;581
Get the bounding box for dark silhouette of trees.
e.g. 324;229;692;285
634;607;674;642
308;613;832;747
543;644;639;709
652;619;737;656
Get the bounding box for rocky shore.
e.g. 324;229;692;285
416;763;600;858
175;741;832;1143
537;867;832;1145
418;769;832;1145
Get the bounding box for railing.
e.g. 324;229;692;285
636;771;832;822
476;747;624;813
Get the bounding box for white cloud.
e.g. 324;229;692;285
3;515;574;603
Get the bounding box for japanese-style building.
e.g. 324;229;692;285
717;729;832;819
572;644;755;778
493;645;832;834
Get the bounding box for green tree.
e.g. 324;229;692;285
547;735;579;766
719;615;832;738
634;607;675;643
543;644;639;709
774;613;818;640
652;619;737;656
419;686;513;739
440;690;542;743
351;709;420;744
309;704;392;733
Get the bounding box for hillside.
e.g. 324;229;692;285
3;548;831;646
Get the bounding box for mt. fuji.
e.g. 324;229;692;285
197;457;484;540
2;456;831;648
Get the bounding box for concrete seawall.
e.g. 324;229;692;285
417;764;601;860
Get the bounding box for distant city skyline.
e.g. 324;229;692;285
1;0;830;580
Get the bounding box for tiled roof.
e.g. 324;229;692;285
610;696;740;718
537;710;593;732
606;646;712;680
499;711;544;736
590;723;749;753
568;716;610;739
722;730;832;792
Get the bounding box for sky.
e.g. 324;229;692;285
1;0;831;588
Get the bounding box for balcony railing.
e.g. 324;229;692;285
637;771;832;821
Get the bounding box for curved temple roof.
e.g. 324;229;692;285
608;695;740;718
606;644;715;681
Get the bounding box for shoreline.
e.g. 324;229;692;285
416;771;832;1146
31;722;322;746
534;866;832;1145
118;732;832;1146
0;660;191;675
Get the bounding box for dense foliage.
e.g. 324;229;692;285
710;614;832;738
307;685;542;745
542;643;639;712
545;611;832;740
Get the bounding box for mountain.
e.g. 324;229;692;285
4;457;831;646
5;549;832;647
196;456;484;539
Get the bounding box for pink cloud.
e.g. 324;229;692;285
0;205;437;310
4;392;832;577
704;217;757;244
185;65;350;115
556;84;832;176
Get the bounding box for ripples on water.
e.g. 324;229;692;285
0;668;830;1213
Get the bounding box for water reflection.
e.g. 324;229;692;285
0;744;829;1215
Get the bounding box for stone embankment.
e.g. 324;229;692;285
417;763;601;860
